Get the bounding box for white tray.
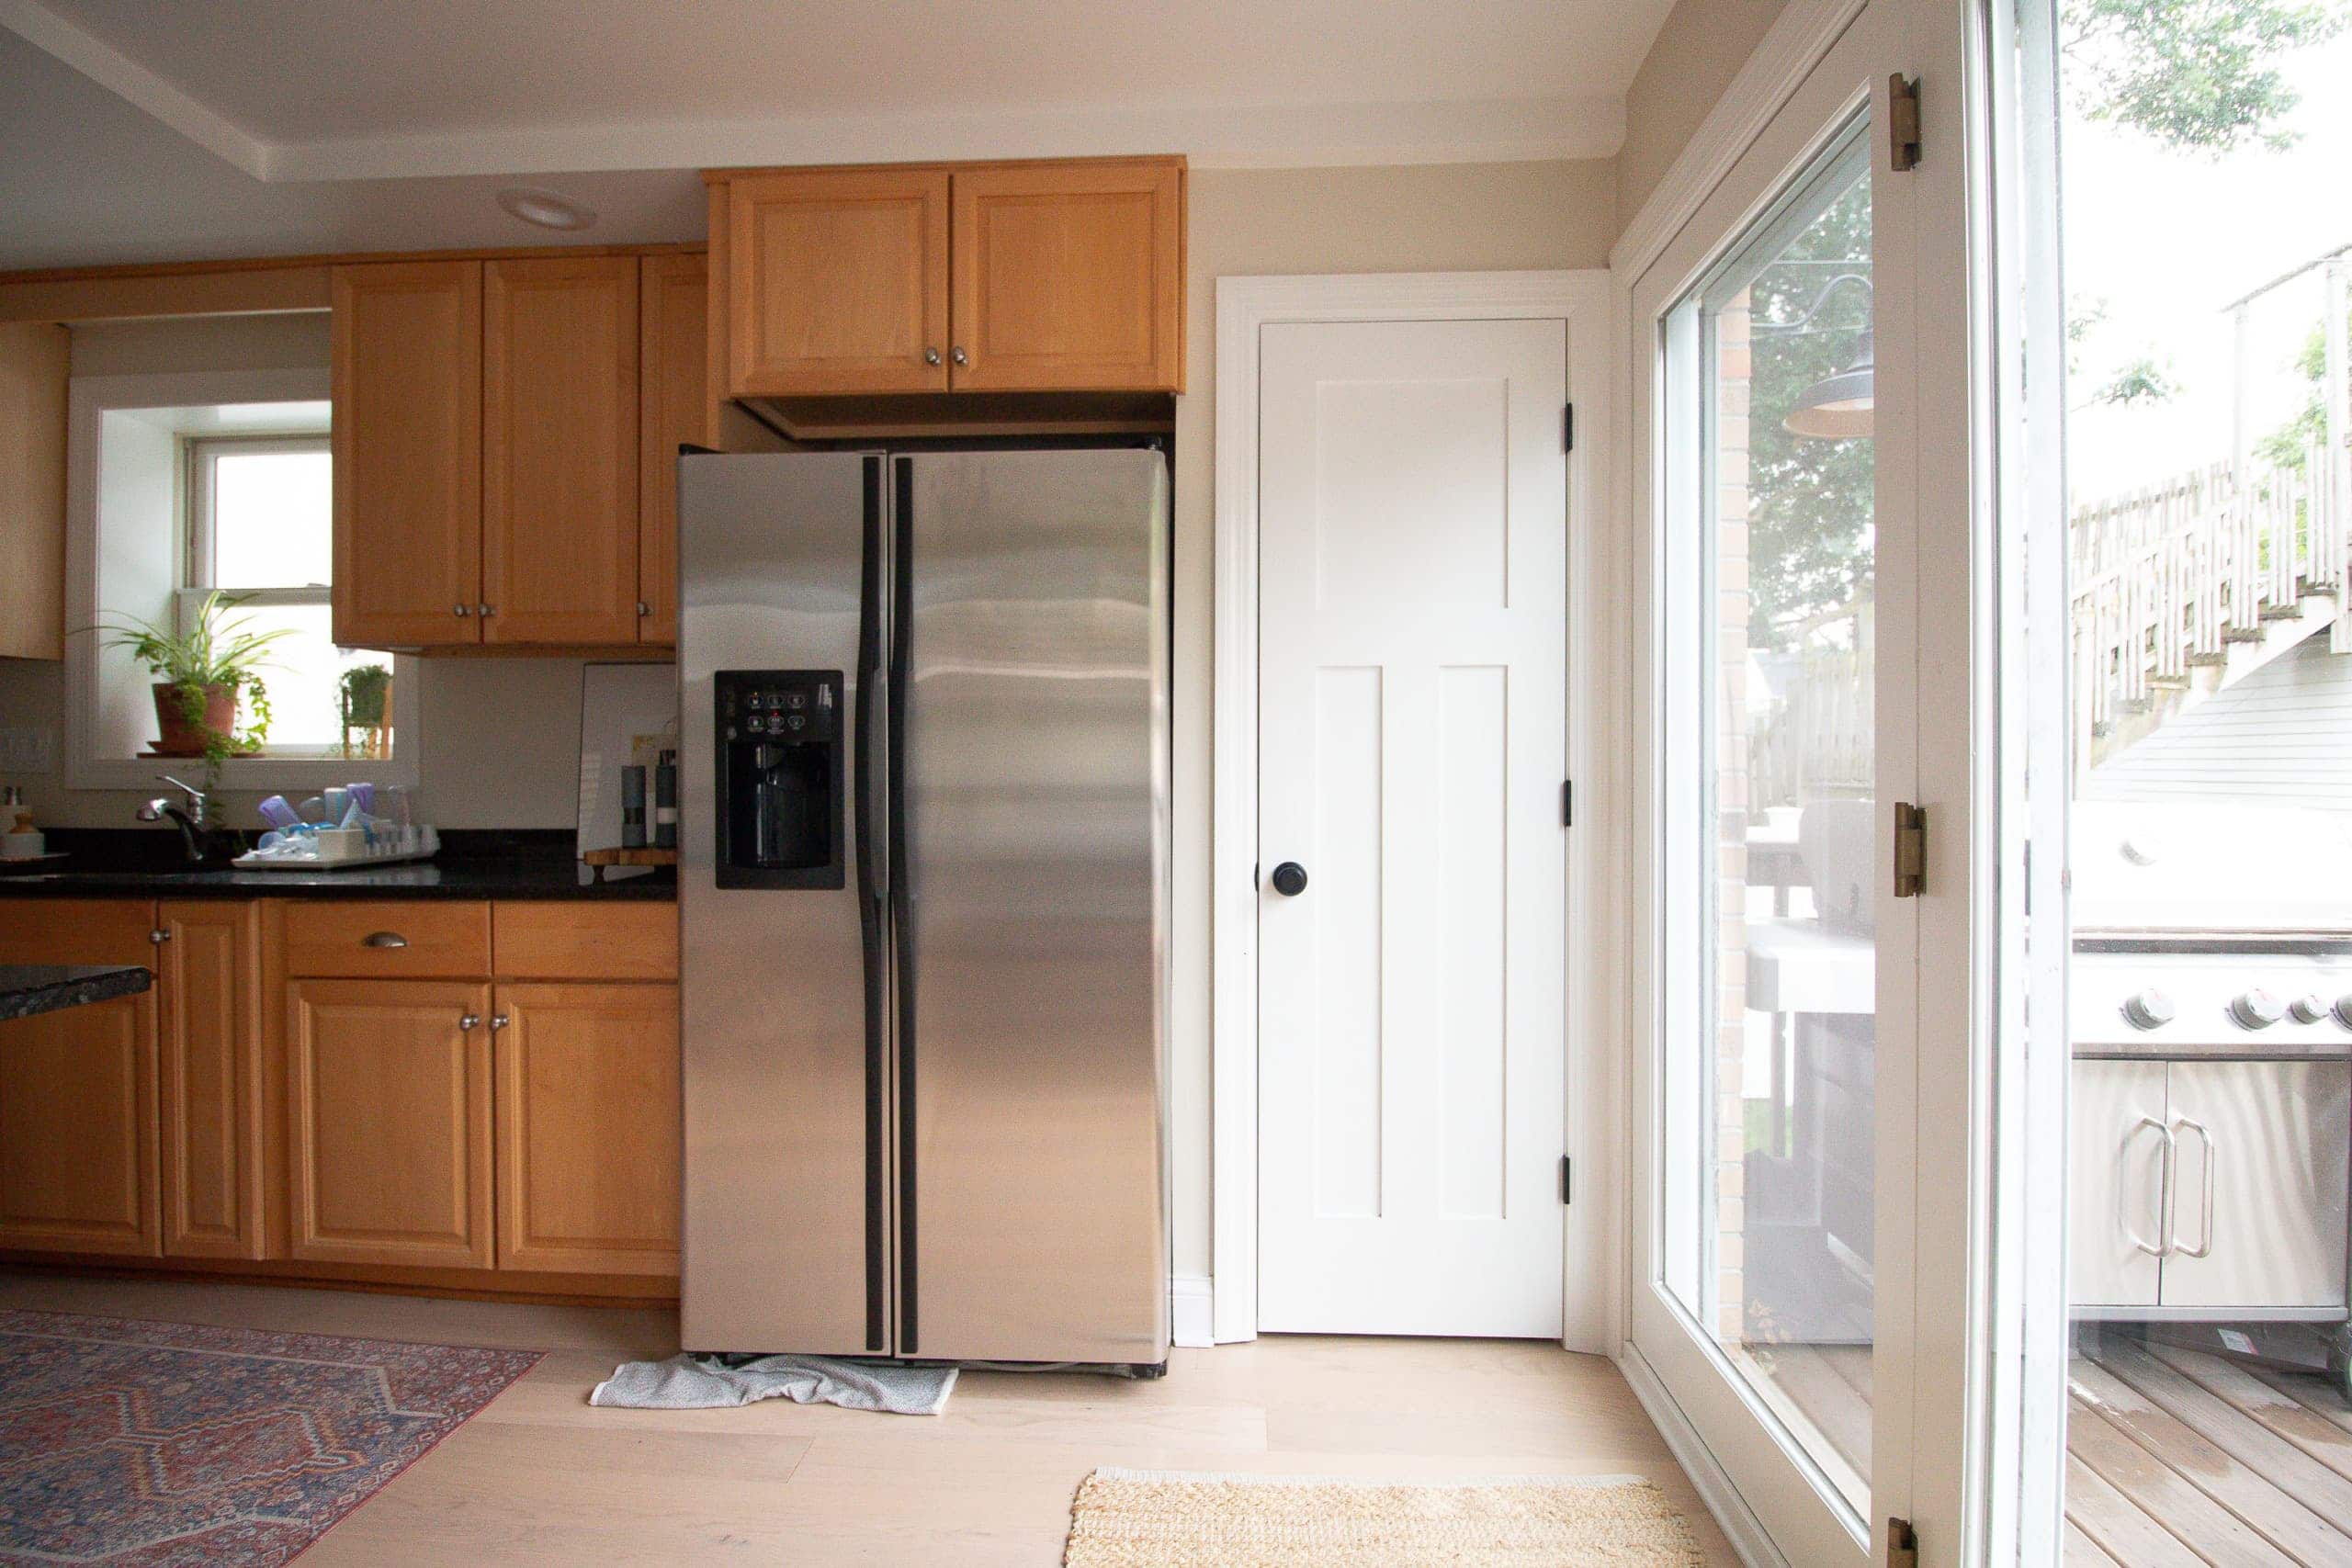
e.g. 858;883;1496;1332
232;846;437;871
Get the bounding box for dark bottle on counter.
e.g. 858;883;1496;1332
654;749;678;849
621;764;648;848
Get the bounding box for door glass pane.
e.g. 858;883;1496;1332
2046;3;2352;1558
1663;123;1876;1509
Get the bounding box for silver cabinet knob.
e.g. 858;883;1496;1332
491;1013;511;1032
2289;994;2330;1025
950;346;968;367
478;603;494;618
362;931;409;949
2229;987;2284;1030
2121;987;2174;1031
637;601;651;617
458;1013;481;1031
923;346;942;366
454;604;471;616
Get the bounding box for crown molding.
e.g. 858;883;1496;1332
1610;0;1868;281
2;0;1627;182
0;0;269;176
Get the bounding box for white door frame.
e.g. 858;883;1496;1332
1209;269;1614;1348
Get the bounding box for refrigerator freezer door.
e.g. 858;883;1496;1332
680;451;888;1356
898;448;1170;1365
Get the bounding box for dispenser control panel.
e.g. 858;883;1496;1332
713;669;845;890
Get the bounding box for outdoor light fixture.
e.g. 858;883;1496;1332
495;187;597;231
1767;272;1875;439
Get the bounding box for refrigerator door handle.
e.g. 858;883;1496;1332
889;454;920;1356
854;454;888;1354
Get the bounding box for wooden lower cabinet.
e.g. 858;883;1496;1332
156;901;266;1259
288;978;494;1269
494;982;680;1275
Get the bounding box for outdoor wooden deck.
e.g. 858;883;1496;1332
1754;1335;2352;1565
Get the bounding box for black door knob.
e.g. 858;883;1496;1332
1270;861;1309;897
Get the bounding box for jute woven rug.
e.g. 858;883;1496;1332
1063;1467;1707;1566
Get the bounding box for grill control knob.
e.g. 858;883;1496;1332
2122;988;2176;1031
2230;987;2285;1030
2289;994;2331;1025
2335;995;2352;1030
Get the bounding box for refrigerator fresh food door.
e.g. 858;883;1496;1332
680;450;892;1356
895;448;1170;1365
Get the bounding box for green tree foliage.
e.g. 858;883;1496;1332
2063;0;2343;154
1746;179;1873;642
2256;308;2348;469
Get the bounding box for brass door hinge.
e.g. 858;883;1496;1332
1888;73;1922;171
1886;1516;1918;1568
1894;802;1926;898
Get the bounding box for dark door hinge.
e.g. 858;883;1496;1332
1563;403;1575;452
1560;1156;1572;1205
1888;74;1922;171
1893;802;1926;898
1886;1516;1918;1568
1562;780;1573;828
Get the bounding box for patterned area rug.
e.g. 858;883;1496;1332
1064;1468;1707;1566
0;1308;540;1566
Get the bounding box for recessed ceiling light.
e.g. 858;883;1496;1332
496;187;597;231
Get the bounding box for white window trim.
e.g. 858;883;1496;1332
1206;269;1614;1354
63;368;422;792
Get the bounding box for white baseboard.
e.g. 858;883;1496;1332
1171;1274;1216;1348
1616;1344;1785;1568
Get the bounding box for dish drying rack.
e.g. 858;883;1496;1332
233;825;443;871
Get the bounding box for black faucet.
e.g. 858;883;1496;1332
136;774;237;865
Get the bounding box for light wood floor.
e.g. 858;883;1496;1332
0;1271;1736;1565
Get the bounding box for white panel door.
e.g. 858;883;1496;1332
1256;316;1568;1337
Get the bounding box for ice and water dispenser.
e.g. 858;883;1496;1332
712;670;844;889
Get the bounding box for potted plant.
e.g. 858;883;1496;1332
338;663;391;759
98;591;289;765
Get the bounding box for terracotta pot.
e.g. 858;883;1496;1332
151;682;237;757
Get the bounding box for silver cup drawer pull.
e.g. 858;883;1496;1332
362;931;410;949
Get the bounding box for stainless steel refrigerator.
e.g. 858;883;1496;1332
677;446;1170;1372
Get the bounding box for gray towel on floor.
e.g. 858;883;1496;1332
589;1352;957;1416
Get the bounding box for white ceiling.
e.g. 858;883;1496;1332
0;0;1672;270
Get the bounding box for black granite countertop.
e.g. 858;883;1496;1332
0;964;153;1021
0;829;673;903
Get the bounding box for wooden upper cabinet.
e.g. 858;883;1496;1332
332;261;483;646
0;321;68;660
155;900;265;1261
483;255;640;645
0;900;159;1258
948;160;1184;392
638;253;707;646
728;167;951;397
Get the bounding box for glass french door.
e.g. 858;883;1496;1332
1629;0;1981;1561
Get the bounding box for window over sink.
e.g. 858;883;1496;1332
64;366;418;791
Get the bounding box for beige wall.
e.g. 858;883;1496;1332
1618;0;1792;228
0;312;603;833
1167;160;1617;1282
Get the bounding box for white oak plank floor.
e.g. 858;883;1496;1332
0;1271;1737;1565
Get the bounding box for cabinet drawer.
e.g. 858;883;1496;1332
282;902;491;978
492;901;677;981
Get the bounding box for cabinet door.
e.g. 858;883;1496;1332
332;261;483;646
2067;1060;2166;1309
948;159;1183;392
2160;1060;2350;1309
493;983;679;1276
483;255;640;645
156;901;264;1259
0;321;68;660
0;900;158;1256
728;168;950;396
637;253;706;647
288;979;492;1268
